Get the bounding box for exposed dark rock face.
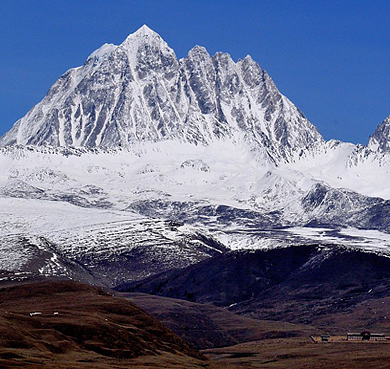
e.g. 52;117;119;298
301;183;390;232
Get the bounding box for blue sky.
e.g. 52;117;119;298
1;0;390;144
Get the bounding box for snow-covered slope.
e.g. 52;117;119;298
0;25;322;163
1;139;390;287
288;139;390;199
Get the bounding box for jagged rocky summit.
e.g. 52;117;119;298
0;25;323;163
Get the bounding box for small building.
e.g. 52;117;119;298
347;331;387;341
371;333;386;341
347;332;362;341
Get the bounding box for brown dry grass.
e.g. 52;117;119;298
2;280;390;368
0;280;207;368
204;337;390;368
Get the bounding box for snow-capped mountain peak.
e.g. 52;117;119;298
121;24;177;66
130;24;158;37
0;25;324;163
